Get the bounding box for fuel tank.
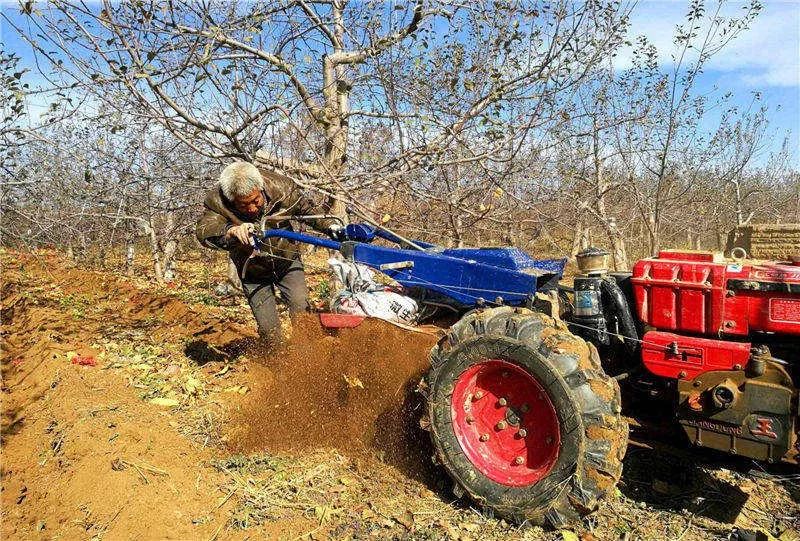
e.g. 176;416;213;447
631;250;800;337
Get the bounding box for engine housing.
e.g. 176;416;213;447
677;365;795;462
631;249;800;337
623;249;800;462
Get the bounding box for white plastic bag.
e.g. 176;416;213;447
328;258;419;325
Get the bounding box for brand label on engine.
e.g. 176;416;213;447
769;298;800;323
682;418;742;435
747;415;781;441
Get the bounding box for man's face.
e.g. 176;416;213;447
233;188;264;220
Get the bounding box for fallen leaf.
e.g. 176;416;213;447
395;510;415;530
183;377;201;395
343;374;364;389
361;507;375;520
560;531;579;541
162;364;181;377
213;365;230;377
149;397;179;407
130;363;152;371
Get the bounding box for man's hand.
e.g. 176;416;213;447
226;222;255;246
328;224;347;241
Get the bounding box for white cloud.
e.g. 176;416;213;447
618;0;800;88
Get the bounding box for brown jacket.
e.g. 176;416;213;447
196;168;335;281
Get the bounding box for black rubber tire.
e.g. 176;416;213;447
422;307;627;526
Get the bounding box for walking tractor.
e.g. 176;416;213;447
255;222;800;526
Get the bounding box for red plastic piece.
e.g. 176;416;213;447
450;359;560;487
641;331;751;380
71;355;97;367
632;253;800;337
319;313;366;328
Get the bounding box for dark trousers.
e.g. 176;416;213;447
241;258;309;342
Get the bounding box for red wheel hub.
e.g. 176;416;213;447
451;359;560;487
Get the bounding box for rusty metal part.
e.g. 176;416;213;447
676;362;795;463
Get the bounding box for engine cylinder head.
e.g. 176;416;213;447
575;247;610;276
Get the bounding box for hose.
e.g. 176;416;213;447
600;276;639;354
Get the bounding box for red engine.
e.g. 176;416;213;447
632;249;800;377
626;249;799;462
632;249;800;336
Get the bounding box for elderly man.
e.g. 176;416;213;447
196;161;341;342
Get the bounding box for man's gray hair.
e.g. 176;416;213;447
219;161;264;200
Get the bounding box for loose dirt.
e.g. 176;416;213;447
227;316;438;471
3;250;798;540
1;252;251;540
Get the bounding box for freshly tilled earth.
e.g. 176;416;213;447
1;249;797;540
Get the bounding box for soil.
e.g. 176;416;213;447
2;249;798;540
1;251;252;540
227;315;437;472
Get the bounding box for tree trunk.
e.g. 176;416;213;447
160;211;179;282
647;211;659;255
144;222;164;284
715;228;726;251
571;217;590;257
125;241;135;276
162;239;177;282
606;218;629;271
591;122;628;270
448;206;464;248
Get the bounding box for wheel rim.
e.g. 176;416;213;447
450;359;560;487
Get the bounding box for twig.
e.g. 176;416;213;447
207;522;225;541
676;515;694;540
122;459;169;477
215;489;236;511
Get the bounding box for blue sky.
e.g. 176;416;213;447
2;0;798;166
622;0;800;165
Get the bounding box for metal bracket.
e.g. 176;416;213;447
379;260;414;271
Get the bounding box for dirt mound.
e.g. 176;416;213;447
227;316;439;472
1;253;249;540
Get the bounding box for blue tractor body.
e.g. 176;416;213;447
259;224;566;309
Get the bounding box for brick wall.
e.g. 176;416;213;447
726;223;800;260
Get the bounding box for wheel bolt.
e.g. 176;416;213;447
518;429;527;438
545;436;553;444
496;420;507;430
498;397;507;406
520;404;530;413
465;415;474;424
502;371;510;378
514;456;524;465
473;390;484;400
479;433;490;442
